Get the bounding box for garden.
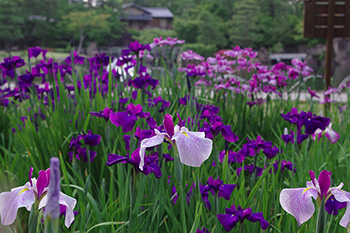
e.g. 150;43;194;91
1;37;350;233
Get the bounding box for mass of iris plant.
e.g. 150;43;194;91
1;37;349;233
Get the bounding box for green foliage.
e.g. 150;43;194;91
230;0;261;48
87;8;123;46
256;14;300;48
61;11;111;34
134;29;176;44
196;11;227;49
182;43;217;57
173;18;200;44
0;0;24;49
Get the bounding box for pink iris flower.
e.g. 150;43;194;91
312;123;340;144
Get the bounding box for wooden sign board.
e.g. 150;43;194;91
303;0;350;91
304;0;350;38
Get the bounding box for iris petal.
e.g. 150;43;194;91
172;127;212;167
59;192;77;228
139;132;166;170
325;124;340;144
279;187;318;225
217;214;239;232
339;191;350;228
0;183;35;225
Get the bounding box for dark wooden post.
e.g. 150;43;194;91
304;0;350;88
324;0;334;89
304;0;350;114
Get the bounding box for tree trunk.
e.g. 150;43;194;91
4;40;11;57
77;28;85;54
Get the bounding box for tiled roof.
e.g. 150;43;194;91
122;3;174;19
142;7;173;18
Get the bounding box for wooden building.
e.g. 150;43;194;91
120;3;174;30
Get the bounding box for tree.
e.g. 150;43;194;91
173;18;200;44
197;10;227;48
230;0;261;48
61;11;111;53
0;0;24;54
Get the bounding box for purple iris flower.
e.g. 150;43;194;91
117;55;136;67
82;130;101;146
28;46;48;59
280;107;300;124
67;131;101;162
135;127;155;141
281;128;294;144
246;98;266;107
239;136;271;157
217;205;269;231
171;182;195;205
1;56;25;78
110;103;150;133
212;122;239;143
90;107;113;122
325;195;347;215
281;108;330;135
200;121;238;143
200;177;236;210
270;160;296;174
304;115;331;135
236;164;264;177
307;87;320;98
196;227;210;233
106;148;162;178
65;51;85;65
218;150;245;164
280;170;350;227
89;53;111;72
178;95;200;107
148;96;170;112
130;66;159;90
72;148;97;162
17;71;36;90
263;145;281;159
122;41;151;56
39;58;59;76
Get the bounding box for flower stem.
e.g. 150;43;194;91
174;153;187;232
316;198;326;233
128;168;138;233
28;202;40;233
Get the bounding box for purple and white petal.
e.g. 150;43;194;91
59;192;77;228
139;129;166;170
330;183;349;203
339;191;350;228
324;124;340;144
280;187;318;225
172;127;212;167
0;183;35;225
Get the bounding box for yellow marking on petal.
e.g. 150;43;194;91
18;188;29;195
302;188;311;194
182;132;189;137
